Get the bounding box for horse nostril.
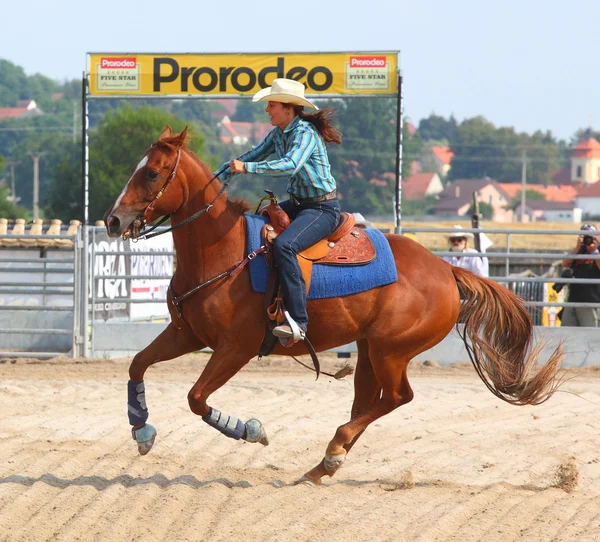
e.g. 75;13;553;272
107;216;120;233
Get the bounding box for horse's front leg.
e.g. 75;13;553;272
128;323;206;455
187;344;269;446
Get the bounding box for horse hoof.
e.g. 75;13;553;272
132;424;157;456
244;418;269;446
324;452;346;473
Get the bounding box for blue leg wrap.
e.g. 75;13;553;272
202;407;246;440
128;380;149;426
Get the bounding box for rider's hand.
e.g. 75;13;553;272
229;160;246;174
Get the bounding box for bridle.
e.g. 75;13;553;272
122;145;230;241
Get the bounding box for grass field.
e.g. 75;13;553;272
372;220;582;251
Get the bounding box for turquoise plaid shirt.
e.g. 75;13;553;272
216;116;336;199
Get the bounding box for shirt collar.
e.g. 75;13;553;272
282;115;301;134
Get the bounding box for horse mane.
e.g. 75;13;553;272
157;135;253;216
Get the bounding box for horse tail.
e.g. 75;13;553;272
451;266;563;406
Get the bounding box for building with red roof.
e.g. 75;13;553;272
571;139;600;184
401;172;443;200
217;116;272;145
430;146;454;176
0;100;43;120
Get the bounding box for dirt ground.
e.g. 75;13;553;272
1;353;600;542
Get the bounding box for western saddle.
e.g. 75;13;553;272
258;194;376;340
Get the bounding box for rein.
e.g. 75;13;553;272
169;246;267;318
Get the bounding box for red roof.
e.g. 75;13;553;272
405;121;417;136
0;107;28;119
431;146;454;165
544;185;579;202
498;183;578;203
403;172;437;201
577;182;600;197
573;139;600;158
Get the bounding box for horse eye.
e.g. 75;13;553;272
147;170;159;181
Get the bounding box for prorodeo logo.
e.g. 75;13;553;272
349;56;387;68
153;57;333;93
101;57;137;69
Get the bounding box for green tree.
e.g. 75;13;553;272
418;114;457;143
448;117;562;185
0;59;27;106
231;99;264;123
0;186;29;219
468;200;494;220
88;105;206;221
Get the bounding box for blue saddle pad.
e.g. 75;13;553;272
245;214;398;300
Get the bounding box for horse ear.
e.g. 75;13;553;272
173;126;188;148
158;125;172;140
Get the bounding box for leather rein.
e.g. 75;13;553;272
123;146;230;242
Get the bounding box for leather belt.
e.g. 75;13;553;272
290;190;337;206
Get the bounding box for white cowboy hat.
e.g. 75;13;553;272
445;225;474;241
252;78;319;110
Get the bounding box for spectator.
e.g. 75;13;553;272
559;224;600;327
442;225;489;277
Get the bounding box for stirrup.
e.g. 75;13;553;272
273;311;305;342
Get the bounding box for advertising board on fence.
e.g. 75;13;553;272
87;52;399;97
91;230;173;321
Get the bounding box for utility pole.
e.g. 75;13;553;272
520;150;527;223
5;161;20;203
73;101;77;143
29;153;46;220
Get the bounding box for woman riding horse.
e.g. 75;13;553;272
219;78;341;342
104;122;563;485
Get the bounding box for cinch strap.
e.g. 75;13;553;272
128;380;149;426
202;407;245;440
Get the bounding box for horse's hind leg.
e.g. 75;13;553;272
301;344;413;485
128;323;206;455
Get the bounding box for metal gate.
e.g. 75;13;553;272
0;229;83;358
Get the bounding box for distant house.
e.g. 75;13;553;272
430;146;454;177
498;183;578;203
210;99;238;121
571;139;600;184
0;99;44;120
514;200;582;223
432;178;513;222
217;115;272;145
550;138;600;185
402;172;443;201
575;182;600;216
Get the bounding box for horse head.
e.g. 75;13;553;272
104;125;189;238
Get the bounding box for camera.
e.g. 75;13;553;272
583;235;595;246
552;267;573;293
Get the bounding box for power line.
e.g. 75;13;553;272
0;126;72;132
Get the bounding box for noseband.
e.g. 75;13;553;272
122;147;230;241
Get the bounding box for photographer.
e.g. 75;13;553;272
557;224;600;327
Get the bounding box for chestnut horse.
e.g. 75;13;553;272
104;126;563;485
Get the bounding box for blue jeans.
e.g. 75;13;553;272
272;198;341;331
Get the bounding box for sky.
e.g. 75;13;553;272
2;0;599;142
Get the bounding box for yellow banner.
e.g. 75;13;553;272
87;52;399;97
